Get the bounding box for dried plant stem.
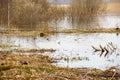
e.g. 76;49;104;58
110;71;117;80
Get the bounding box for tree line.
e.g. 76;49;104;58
0;0;106;30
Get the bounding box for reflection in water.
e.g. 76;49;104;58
116;33;119;36
99;16;120;28
0;33;120;70
52;15;120;30
92;42;117;57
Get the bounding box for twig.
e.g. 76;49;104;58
104;47;109;57
110;71;117;80
92;46;101;52
99;45;105;53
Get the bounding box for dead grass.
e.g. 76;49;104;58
56;28;120;33
0;45;16;49
107;2;120;15
13;49;56;53
0;28;120;36
0;52;118;80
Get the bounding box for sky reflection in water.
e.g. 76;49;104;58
0;33;120;70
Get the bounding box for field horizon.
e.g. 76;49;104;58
107;2;120;15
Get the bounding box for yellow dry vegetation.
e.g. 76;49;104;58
107;2;120;15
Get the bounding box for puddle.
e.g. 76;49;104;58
0;33;120;70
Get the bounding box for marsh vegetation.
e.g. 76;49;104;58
0;0;120;80
0;52;118;80
68;0;106;29
0;0;107;31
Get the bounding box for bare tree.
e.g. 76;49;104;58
0;0;66;31
9;0;51;30
0;0;9;27
69;0;106;29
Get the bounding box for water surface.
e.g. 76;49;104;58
54;15;120;29
0;33;120;70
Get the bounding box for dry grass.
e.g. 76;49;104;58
0;28;120;36
13;49;56;53
0;0;65;30
0;30;52;36
0;52;118;80
107;2;120;15
0;1;119;31
68;0;106;24
0;45;16;49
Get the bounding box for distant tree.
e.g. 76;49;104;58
0;0;67;30
0;0;9;26
9;0;50;30
69;0;106;29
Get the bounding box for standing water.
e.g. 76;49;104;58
0;33;120;70
53;15;120;29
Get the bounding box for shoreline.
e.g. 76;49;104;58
0;29;120;79
0;28;120;36
0;53;119;80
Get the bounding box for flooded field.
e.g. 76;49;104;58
1;1;120;79
54;15;120;29
1;33;120;71
0;15;120;31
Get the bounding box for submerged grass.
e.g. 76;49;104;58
0;52;119;80
0;45;17;49
13;49;56;53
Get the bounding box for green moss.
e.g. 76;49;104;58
25;75;36;80
37;67;55;73
0;65;12;71
22;67;32;75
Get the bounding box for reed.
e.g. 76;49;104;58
9;0;50;30
68;0;106;29
0;0;65;30
0;0;106;31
